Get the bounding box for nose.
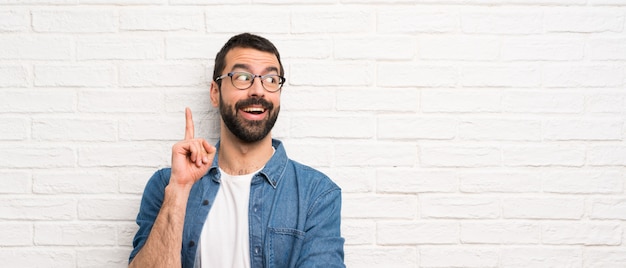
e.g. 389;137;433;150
248;76;265;97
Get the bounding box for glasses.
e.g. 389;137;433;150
215;71;286;93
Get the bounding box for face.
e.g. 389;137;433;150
211;47;282;143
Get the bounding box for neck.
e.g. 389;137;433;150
218;130;274;176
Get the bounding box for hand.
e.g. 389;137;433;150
170;107;216;188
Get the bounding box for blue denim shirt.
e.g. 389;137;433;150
129;139;345;268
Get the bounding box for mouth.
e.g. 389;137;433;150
242;106;266;115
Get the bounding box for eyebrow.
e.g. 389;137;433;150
231;63;279;74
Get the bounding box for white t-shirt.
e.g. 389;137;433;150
198;167;259;268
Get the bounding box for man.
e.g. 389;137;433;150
128;33;345;268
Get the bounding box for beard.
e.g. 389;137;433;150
219;93;279;143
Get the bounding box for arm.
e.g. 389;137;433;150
129;108;215;267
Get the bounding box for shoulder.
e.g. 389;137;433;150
287;159;341;195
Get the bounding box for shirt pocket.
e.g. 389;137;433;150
268;227;305;267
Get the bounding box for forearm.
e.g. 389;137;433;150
129;183;192;268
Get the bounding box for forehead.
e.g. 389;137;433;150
224;47;280;72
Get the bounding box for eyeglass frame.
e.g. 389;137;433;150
214;71;286;93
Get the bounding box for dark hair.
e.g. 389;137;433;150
212;33;284;85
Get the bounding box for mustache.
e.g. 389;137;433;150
235;98;273;111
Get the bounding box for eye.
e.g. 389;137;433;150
263;75;279;84
234;73;252;81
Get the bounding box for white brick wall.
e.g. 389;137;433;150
0;1;625;267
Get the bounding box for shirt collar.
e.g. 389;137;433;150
207;139;287;188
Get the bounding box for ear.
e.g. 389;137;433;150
210;81;220;108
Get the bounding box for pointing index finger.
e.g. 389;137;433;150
184;107;194;140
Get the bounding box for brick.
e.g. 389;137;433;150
33;170;118;194
0;249;74;268
591;0;626;4
282;141;333;167
77;248;130;268
337;88;418;112
345;247;416;268
0;89;75;113
78;197;140;220
120;8;204;31
118;222;138;247
461;65;541;87
460;170;542;193
0;0;75;3
377;169;457;193
545;9;623;33
420;36;499;60
588;146;626;166
0;36;72;60
0;223;33;246
544;118;623;141
503;197;584;219
501;247;582;268
119;116;186;141
421;89;501;113
292;10;373;33
420;195;500;219
334;36;415;60
34;64;117;87
461;221;541;244
585;249;626;267
378;221;458;244
78;144;168;167
503;90;585;113
0;171;31;193
283;87;335;112
0;198;75;220
503;145;585;167
273;37;332;60
543;64;624;88
502;37;585;61
420;145;501;168
77;36;163;60
166;36;226;59
78;89;163;113
343;194;417;219
170;0;246;3
32;9;118;33
378;63;457;87
35;223;117;246
0;146;75;168
0;65;29;87
118;168;153;194
588;38;626;60
459;118;542;141
586;92;626;113
590;198;626;220
290;61;373;86
543;170;623;194
334;142;417;167
543;222;621;245
291;115;374;139
0;117;28;141
0;10;29;32
341;220;375;245
378;116;456;140
32;118;117;141
164;88;214;114
82;0;164;4
462;11;542;34
119;63;206;87
324;167;375;193
420;246;499;267
206;8;289;33
378;9;458;33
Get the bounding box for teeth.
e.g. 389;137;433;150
243;107;265;113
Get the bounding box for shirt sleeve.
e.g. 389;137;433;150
128;169;170;264
296;186;346;267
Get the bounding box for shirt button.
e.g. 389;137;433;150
189;240;196;247
202;200;209;206
254;247;260;254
